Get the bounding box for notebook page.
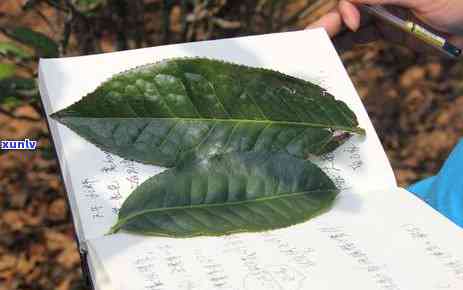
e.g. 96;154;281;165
38;28;396;243
86;240;115;290
88;187;463;290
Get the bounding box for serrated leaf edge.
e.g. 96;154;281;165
108;189;339;237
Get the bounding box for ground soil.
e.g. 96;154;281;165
0;1;462;290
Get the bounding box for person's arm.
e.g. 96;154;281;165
308;0;463;53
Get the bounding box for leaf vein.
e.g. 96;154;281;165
115;189;334;229
157;120;180;149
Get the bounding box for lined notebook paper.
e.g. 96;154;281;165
38;29;462;290
88;187;463;290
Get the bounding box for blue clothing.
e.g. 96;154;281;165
408;139;463;228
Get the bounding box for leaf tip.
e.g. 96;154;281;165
49;109;68;122
49;111;59;120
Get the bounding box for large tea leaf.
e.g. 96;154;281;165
0;63;16;80
110;152;339;237
52;58;364;167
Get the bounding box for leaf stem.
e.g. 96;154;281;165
107;223;122;235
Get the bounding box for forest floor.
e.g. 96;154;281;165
0;2;462;290
1;40;462;290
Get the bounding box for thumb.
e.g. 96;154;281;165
307;10;344;37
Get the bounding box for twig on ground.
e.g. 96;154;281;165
0;107;41;122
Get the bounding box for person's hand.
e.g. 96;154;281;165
308;0;463;53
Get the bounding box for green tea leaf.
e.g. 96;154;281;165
110;152;339;237
52;58;364;167
0;42;32;59
1;27;59;58
0;63;16;80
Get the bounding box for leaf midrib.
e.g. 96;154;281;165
110;188;337;233
61;116;365;134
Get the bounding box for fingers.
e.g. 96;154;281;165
339;0;361;31
307;0;378;51
307;1;362;37
307;10;344;37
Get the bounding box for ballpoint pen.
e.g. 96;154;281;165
359;4;462;58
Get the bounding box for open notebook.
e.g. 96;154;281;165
38;29;463;290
